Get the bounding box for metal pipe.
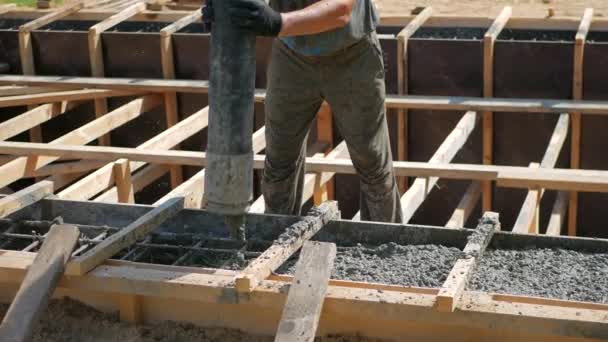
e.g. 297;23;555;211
205;0;256;240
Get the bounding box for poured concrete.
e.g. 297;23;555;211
468;247;608;303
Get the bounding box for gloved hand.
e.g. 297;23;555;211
228;0;283;36
201;0;214;25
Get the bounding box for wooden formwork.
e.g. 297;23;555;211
0;5;608;341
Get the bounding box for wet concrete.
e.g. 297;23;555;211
278;242;462;287
468;247;608;303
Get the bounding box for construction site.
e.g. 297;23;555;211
0;0;607;341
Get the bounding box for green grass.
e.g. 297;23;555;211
0;0;64;8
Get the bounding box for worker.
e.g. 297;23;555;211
203;0;403;223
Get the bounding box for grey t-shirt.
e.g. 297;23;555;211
270;0;379;56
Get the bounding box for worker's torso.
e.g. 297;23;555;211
270;0;379;56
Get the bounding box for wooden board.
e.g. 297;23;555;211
0;224;79;342
0;181;53;217
235;202;339;293
66;197;184;275
274;241;336;342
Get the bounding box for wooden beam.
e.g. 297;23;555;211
88;3;146;146
314;103;334;204
0;89;138;108
512;114;569;234
66;196;184;276
0;86;66;97
445;181;481;229
113;159;134;203
0;103;63;141
0;95;161;189
274;241;336;342
436;212;499;312
235;201;339;293
482;6;512;213
546;191;569;236
0;75;211;94
158;12;201;190
0;181;53;217
18;1;86;145
396;7;433;193
569;8;593;237
7;76;608;114
0;4;16;15
390;111;477;223
0;224;79;342
56;106;208;201
117;294;143;324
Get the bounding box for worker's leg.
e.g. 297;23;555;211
323;33;403;223
263;41;323;216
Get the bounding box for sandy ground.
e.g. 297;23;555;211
374;0;607;18
0;298;388;342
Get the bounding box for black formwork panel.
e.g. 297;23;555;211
406;27;485;227
29;21;99;144
334;35;400;218
493;29;574;231
0;19;28;74
579;31;608;238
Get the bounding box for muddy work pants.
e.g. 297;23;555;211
262;32;404;223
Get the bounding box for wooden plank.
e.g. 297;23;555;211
7;76;608;114
66;196;184;275
491;293;608;312
113;159;134;203
436;212;499;312
159;13;197;189
0;103;60;141
0;95;161;189
546;191;569;236
0;86;66;97
89;2;146;34
57;106;208;201
235;201;339;293
0;181;53;217
512;114;569;234
0;89;138;108
569;8;593;237
19;1;85;32
274;241;336;342
159;10;201;36
6;143;608;193
0;224;79;342
482;7;512;213
26;160;108;178
394;111;477;223
445;181;481;228
396;7;433;192
117;294;143;324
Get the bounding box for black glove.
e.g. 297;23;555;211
201;0;214;24
228;0;283;36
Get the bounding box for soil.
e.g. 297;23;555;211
0;298;389;342
278;242;463;287
468;247;608;303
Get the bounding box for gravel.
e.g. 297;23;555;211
468;247;608;303
278;242;463;287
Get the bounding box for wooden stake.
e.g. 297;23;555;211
482;7;512;213
396;7;433;193
0;224;80;342
274;241;336;342
569;8;593;237
113;159;135;203
445;181;481;228
314;103;334;204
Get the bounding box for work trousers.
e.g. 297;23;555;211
263;32;404;223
